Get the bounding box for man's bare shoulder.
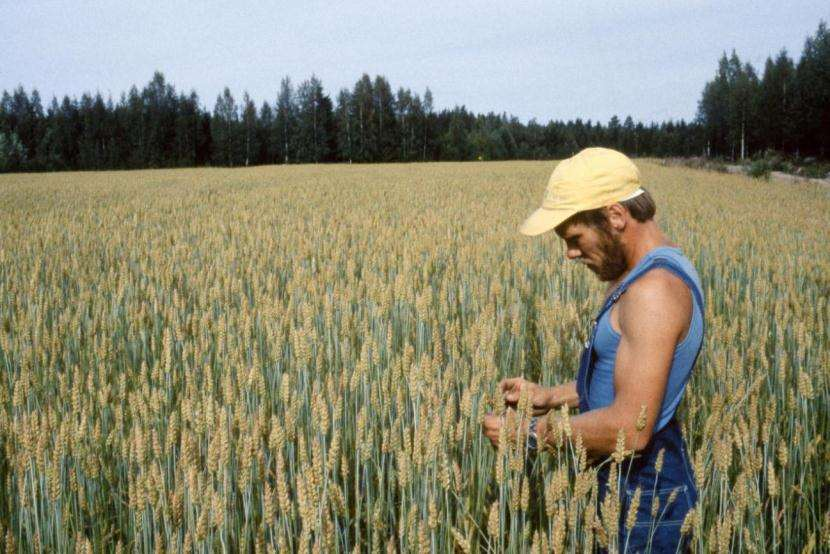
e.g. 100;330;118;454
618;269;692;339
626;268;691;302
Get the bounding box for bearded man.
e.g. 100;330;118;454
482;148;703;552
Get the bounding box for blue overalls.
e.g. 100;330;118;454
575;247;704;553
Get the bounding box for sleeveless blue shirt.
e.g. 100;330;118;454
586;246;704;431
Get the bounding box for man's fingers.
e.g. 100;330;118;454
500;377;524;400
481;413;501;447
500;377;515;392
482;414;495;430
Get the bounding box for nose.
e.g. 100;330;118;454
566;247;581;260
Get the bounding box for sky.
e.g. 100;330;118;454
2;1;827;125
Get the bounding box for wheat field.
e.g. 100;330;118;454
0;161;827;552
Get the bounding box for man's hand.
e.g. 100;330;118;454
482;410;529;448
500;377;553;415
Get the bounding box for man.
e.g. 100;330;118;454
482;148;703;552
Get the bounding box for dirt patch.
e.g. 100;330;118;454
718;163;829;187
769;170;830;186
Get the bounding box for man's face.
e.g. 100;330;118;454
556;220;628;282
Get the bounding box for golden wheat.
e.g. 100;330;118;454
0;161;827;552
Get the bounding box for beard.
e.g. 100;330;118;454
588;227;628;282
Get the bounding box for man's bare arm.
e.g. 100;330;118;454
537;269;691;455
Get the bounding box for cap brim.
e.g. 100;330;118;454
518;206;576;236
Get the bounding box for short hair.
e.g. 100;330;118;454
555;188;656;234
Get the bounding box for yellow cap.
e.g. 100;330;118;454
519;147;644;236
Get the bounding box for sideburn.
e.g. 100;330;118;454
596;226;628;282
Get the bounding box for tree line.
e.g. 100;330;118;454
0;72;702;172
1;21;826;172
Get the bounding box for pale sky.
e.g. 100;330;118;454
1;1;827;124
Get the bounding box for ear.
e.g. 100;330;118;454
605;204;627;232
